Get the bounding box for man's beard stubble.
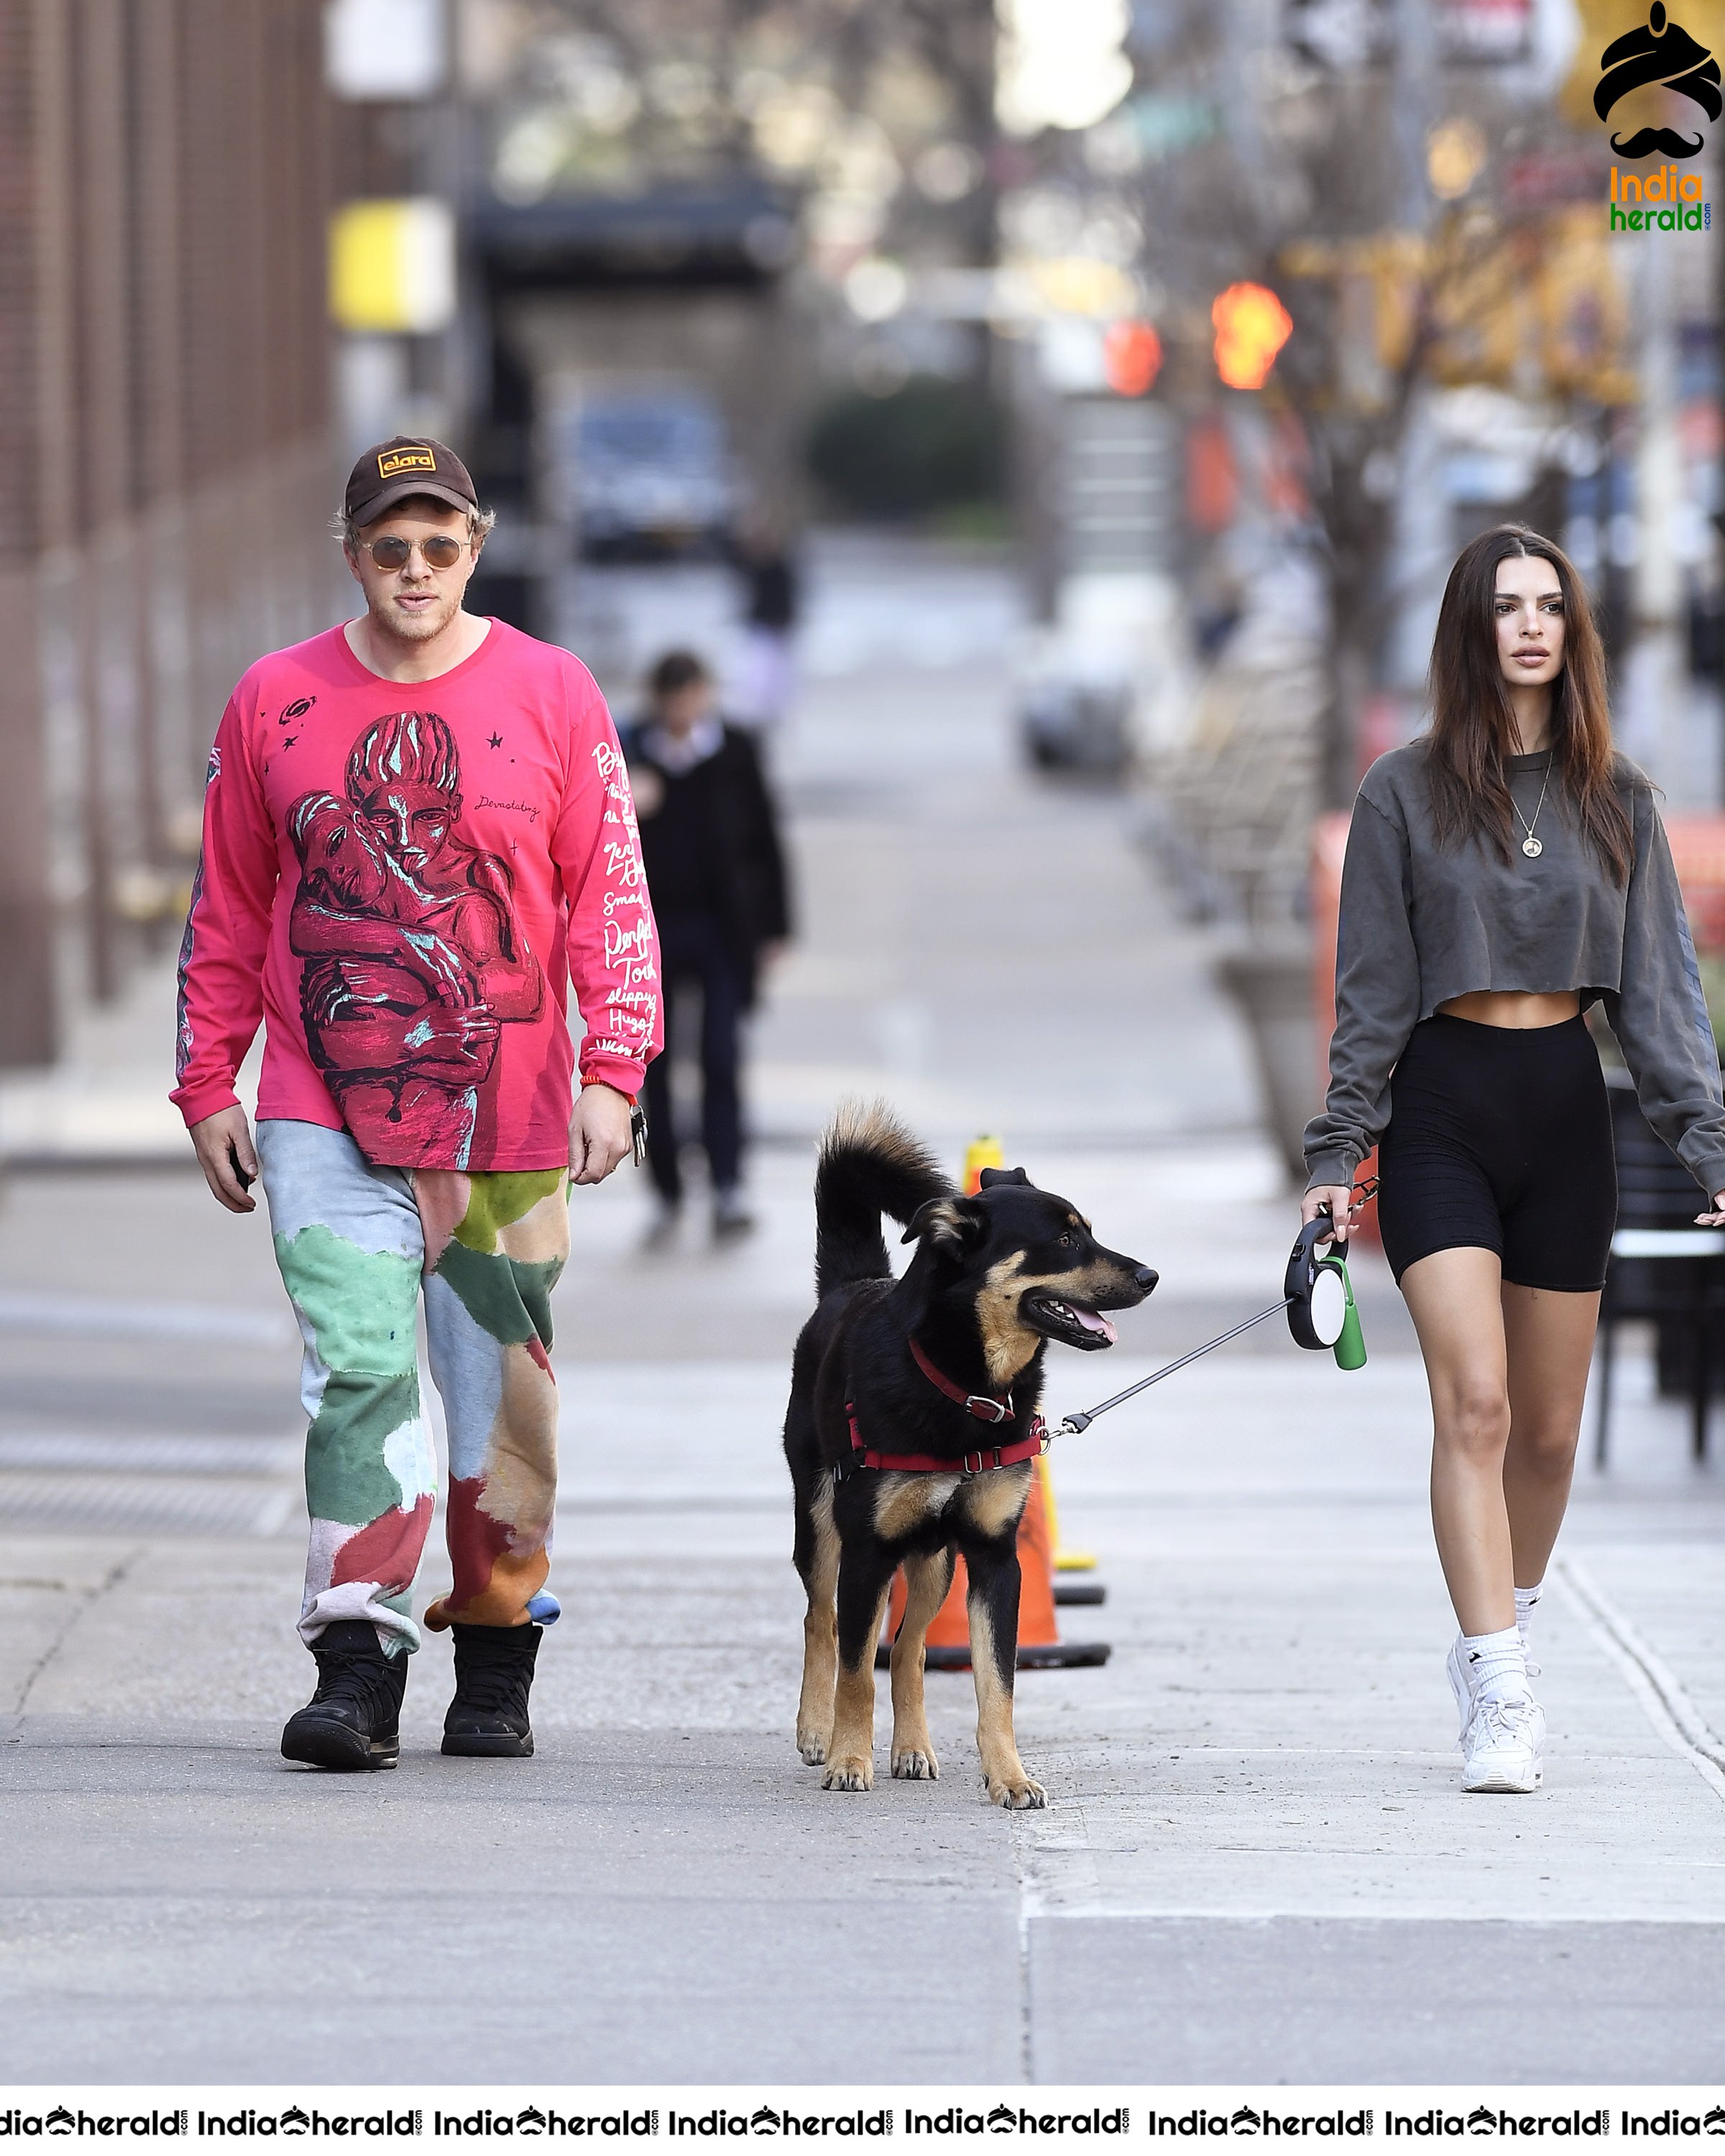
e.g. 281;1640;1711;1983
373;586;459;642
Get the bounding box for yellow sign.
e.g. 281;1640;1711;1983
328;198;456;335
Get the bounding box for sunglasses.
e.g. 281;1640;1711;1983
355;534;469;571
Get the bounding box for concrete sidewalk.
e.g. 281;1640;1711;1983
5;1149;1725;2084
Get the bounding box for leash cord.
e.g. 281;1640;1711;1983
1054;1197;1367;1437
1056;1296;1294;1434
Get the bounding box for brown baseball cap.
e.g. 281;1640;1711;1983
344;436;478;528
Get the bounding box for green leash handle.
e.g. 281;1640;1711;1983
1327;1253;1367;1371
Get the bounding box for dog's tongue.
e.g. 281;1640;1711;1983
1072;1307;1116;1345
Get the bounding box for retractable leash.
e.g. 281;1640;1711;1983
1054;1192;1372;1439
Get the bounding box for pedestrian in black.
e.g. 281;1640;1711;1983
622;649;791;1243
731;515;801;734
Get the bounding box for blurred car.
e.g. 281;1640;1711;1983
567;390;737;561
1020;676;1133;775
1015;569;1189;780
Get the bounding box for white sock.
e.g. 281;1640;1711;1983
1460;1625;1528;1703
1514;1581;1543;1650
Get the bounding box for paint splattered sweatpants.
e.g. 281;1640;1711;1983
255;1120;569;1655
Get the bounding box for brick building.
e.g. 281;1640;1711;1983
0;0;335;1066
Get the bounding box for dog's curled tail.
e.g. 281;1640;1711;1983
815;1100;952;1299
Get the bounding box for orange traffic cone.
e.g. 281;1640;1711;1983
1040;1455;1103;1595
879;1450;1108;1670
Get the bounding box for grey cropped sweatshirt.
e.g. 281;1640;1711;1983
1303;742;1725;1202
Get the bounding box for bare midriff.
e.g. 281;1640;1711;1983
1438;989;1582;1029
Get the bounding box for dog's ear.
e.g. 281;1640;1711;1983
978;1166;1031;1189
901;1196;985;1250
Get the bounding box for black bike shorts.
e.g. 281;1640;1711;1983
1376;1013;1616;1293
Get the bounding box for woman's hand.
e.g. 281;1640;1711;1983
1696;1192;1725;1227
1302;1184;1358;1245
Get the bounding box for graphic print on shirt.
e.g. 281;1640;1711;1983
589;737;660;1067
172;742;223;1090
286;709;544;1166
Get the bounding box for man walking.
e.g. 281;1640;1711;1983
622;649;788;1243
172;437;660;1769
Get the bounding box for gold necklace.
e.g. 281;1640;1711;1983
1512;765;1551;858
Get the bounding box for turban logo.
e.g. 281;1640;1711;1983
1596;2;1721;159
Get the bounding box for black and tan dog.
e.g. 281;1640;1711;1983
783;1104;1156;1807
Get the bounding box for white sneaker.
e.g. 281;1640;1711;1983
1460;1690;1545;1793
1448;1635;1541;1736
1445;1637;1476;1740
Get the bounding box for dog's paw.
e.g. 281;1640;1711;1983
891;1746;939;1780
822;1754;874;1792
796;1731;828;1766
984;1771;1046;1810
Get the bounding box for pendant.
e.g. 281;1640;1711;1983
1522;837;1542;858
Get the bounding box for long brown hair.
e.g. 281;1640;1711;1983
1427;525;1632;883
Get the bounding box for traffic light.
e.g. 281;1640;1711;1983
1212;281;1293;390
1103;321;1162;397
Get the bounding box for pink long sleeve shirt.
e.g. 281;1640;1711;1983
171;620;661;1172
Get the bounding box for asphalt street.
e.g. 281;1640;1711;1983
3;537;1724;2087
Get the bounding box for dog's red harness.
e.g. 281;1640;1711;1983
842;1337;1050;1480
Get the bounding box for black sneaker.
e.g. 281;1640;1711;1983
280;1619;408;1772
442;1621;541;1758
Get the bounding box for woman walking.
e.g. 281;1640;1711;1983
1304;525;1725;1793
